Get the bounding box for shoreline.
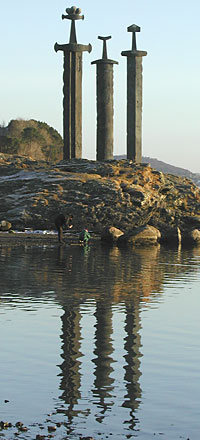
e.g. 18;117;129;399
0;231;101;246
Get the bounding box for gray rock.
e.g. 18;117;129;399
117;225;160;247
0;220;12;231
159;225;182;246
101;226;124;243
182;215;200;229
182;228;200;245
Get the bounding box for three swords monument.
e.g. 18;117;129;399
55;7;147;163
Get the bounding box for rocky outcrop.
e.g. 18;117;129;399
116;154;200;185
0;154;199;246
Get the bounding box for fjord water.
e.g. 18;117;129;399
0;241;200;440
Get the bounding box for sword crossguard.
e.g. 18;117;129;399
55;7;92;54
62;13;84;21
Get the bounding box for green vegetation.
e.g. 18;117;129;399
0;119;63;162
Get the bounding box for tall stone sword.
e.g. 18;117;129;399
54;6;92;160
92;36;118;161
121;25;147;163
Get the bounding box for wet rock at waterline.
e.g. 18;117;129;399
101;226;124;243
117;225;161;247
0;219;12;231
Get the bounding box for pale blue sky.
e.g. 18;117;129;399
1;0;200;172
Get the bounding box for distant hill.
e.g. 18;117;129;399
0;119;63;162
115;155;200;185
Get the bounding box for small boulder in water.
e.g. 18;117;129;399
101;226;124;243
0;220;12;231
117;225;160;247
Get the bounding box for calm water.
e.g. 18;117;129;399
0;241;200;440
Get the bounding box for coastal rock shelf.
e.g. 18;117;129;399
0;154;199;245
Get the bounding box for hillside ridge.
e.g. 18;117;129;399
115;155;200;185
0;119;63;162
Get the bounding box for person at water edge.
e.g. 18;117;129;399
79;228;91;245
55;214;73;243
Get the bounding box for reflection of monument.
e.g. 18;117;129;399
92;37;118;161
122;25;147;163
92;300;115;421
54;7;92;160
57;296;142;429
58;306;82;417
123;302;142;429
53;245;163;431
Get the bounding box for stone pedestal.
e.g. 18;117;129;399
121;25;147;163
92;37;118;161
54;7;92;160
